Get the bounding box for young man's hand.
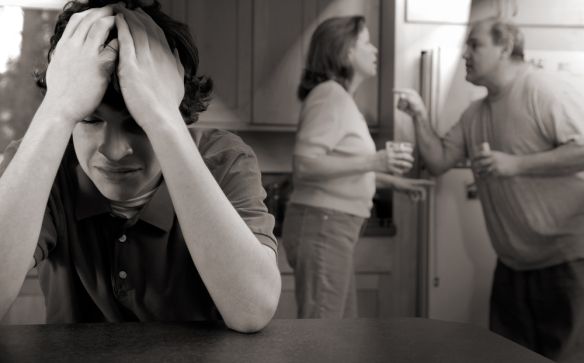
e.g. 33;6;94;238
44;6;118;124
115;7;185;130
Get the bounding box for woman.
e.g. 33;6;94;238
282;16;432;319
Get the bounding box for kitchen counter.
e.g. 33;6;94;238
0;318;552;363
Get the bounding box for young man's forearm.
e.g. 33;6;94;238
0;101;74;318
143;111;280;333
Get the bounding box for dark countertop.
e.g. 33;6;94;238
0;318;552;363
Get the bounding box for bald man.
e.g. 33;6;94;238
397;18;584;361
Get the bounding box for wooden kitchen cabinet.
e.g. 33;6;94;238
251;0;305;127
253;0;380;126
160;0;380;129
186;0;254;127
160;0;253;128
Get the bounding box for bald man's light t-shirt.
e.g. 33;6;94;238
442;66;584;270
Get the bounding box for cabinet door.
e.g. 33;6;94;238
161;0;253;127
252;0;380;126
251;0;305;126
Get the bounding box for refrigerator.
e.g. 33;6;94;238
417;47;584;328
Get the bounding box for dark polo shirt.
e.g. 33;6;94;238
0;128;277;323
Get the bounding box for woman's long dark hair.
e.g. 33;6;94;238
34;0;212;124
297;15;365;101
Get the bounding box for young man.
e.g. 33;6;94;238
396;19;584;360
0;1;280;333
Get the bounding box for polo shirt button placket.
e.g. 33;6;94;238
116;233;128;296
119;270;127;280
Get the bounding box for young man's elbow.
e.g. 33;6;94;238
225;305;277;333
226;284;281;333
226;315;271;333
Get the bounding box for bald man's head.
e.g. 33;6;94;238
472;18;525;61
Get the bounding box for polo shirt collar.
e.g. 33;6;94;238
75;166;175;232
139;181;174;232
75;166;110;220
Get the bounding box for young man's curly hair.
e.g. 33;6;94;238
35;0;213;124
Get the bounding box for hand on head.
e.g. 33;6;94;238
45;3;185;128
44;5;118;123
113;5;185;128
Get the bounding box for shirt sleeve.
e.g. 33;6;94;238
211;137;278;255
294;85;345;157
531;73;584;146
0;140;58;267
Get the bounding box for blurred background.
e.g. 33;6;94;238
2;0;584;325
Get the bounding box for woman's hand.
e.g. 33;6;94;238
377;173;435;202
392;176;434;202
44;6;118;123
373;149;414;175
114;7;185;129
